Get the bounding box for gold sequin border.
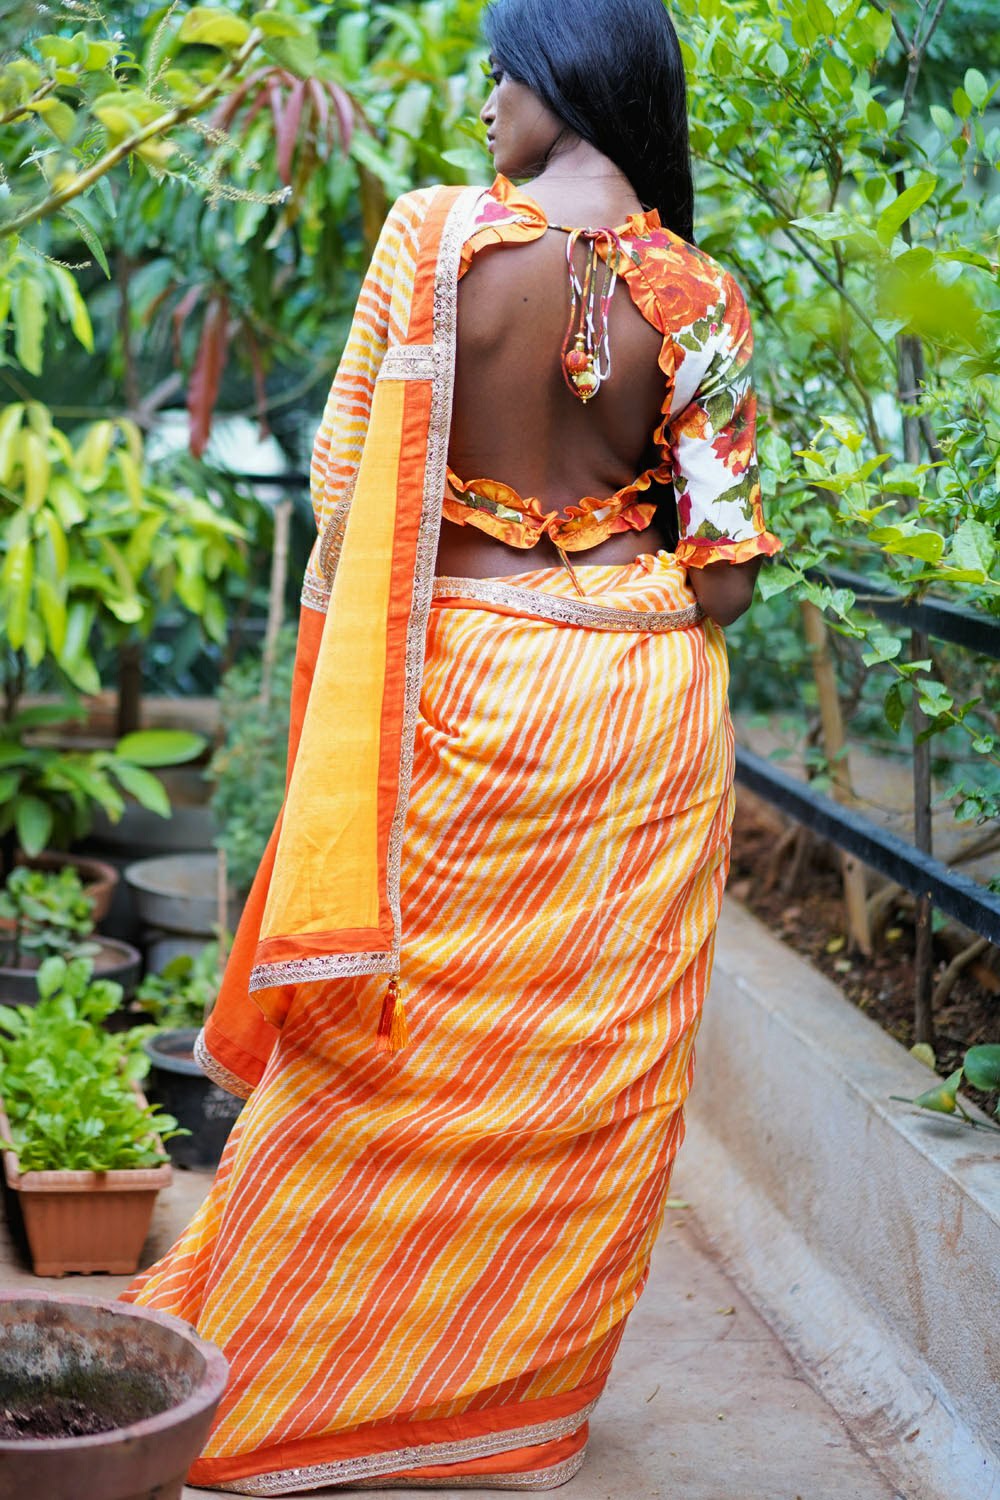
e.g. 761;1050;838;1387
249;949;396;993
193;1029;255;1101
210;1398;596;1494
432;576;705;632
383;186;486;976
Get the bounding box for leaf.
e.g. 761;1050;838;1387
962;1046;1000;1093
20;429;51;511
115;729;205;767
929;104;953;136
277;77;307;185
262;29;319;75
15;796;54;857
911;1069;963;1115
868;526;945;564
909;1043;936;1071
949;519;994;576
38;99;76;143
755;564;796;602
876;172;937;246
178;7;251;50
883;680;906;733
11;276;46;377
61;206;110;279
187;294;228;459
251;12;312;38
963;68;989;111
2;534;33;649
110;763;170;817
441;146;489;172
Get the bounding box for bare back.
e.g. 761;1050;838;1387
439;221;673;577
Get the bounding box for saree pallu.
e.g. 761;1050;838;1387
123;553;733;1494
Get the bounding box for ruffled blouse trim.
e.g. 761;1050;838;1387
444;465;668;553
674;531;783;569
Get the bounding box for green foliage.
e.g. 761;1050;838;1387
0;709;204;855
673;0;1000;828
209;626;295;894
0;864;97;968
135;943;221;1029
0;404;247;689
0;955;183;1170
898;1040;1000;1128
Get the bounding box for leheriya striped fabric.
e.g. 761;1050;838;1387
125;553;733;1492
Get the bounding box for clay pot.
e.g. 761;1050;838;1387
124;854;241;938
0;1095;170;1277
4;850;120;925
0;1292;227;1500
0;935;142;1006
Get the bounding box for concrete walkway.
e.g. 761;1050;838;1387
0;1161;904;1499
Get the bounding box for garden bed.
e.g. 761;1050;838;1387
729;791;999;1116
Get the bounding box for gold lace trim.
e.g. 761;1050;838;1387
300;575;331;614
383;187;486;976
350;1447;588;1490
193;1029;254;1101
211;1398;596;1494
378;343;438;382
249;949;395;993
431;576;705;633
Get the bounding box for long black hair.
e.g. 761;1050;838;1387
482;0;694;244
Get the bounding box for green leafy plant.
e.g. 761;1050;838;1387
134;942;221;1030
0;955;184;1171
0;710;205;862
209;627;295;895
672;0;1000;828
893;1042;1000;1132
0;864;97;970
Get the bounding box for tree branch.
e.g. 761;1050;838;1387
0;9;276;239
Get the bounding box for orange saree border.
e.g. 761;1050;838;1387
190;1375;604;1491
195;185;484;1095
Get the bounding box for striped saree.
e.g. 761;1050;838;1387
123;187;737;1493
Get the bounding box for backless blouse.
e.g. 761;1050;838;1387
447;174;780;567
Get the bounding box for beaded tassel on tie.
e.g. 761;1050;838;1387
376;976;409;1054
559;228;622;403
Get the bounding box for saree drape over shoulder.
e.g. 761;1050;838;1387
123;182;775;1494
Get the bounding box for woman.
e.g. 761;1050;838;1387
124;0;780;1491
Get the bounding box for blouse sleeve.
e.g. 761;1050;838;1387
667;271;781;568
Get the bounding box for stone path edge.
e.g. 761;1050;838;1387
682;899;1000;1500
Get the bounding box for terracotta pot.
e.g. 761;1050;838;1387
0;1096;171;1277
3;850;120;925
0;1292;227;1500
0;935;142;1006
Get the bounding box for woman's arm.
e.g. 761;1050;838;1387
687;555;763;627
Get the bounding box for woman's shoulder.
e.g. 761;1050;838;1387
626;227;749;335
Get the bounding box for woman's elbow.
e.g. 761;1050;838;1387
687;557;762;627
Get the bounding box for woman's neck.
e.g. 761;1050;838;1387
522;140;643;228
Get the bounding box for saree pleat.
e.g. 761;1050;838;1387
123;552;733;1493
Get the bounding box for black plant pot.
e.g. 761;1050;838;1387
142;1029;243;1170
0;937;142;1006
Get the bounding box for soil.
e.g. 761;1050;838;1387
0;1396;114;1439
729;796;1000;1121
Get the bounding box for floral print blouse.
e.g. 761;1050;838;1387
447;175;781;567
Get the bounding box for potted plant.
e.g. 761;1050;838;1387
0;956;183;1276
0;1292;227;1498
136;944;243;1169
208;624;296;897
122;627;296;948
0;865;141;1005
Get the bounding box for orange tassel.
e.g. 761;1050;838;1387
375;977;409;1055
